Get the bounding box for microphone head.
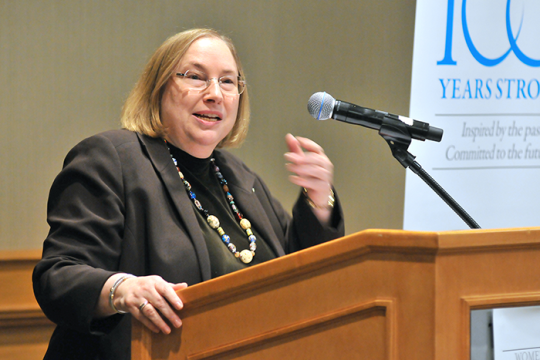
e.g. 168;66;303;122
307;92;335;120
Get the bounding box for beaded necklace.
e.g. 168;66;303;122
166;143;257;264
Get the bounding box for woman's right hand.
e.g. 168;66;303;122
96;274;188;334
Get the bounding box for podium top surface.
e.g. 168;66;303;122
176;227;540;310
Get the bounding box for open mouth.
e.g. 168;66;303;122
194;113;222;121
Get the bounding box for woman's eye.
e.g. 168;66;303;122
184;70;206;81
221;77;235;84
189;74;203;80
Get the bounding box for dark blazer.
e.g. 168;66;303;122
33;129;344;360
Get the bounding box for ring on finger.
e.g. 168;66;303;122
139;300;149;312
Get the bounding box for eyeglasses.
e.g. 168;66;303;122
175;70;246;95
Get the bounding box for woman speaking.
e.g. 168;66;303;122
33;28;344;360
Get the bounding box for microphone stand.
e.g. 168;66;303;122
379;121;481;229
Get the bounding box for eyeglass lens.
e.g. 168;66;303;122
178;70;245;94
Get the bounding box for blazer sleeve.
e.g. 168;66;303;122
250;169;344;255
33;134;127;334
289;188;344;252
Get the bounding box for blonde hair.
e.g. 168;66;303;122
121;28;250;148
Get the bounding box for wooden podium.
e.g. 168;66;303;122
132;228;540;360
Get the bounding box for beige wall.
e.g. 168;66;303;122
0;0;416;250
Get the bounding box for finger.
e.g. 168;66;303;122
288;175;329;190
285;163;333;184
161;283;186;311
285;154;333;176
134;304;160;333
139;302;173;334
149;283;183;328
294;136;325;154
171;282;188;292
285;133;303;155
285;152;333;170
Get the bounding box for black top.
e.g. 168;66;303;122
169;144;277;278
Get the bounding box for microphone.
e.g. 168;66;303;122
307;92;443;142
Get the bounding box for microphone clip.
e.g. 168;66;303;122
379;118;417;169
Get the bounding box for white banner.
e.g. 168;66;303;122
404;0;540;231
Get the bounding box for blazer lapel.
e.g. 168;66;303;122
214;151;286;257
136;134;211;281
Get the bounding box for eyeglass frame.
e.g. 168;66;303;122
175;70;246;95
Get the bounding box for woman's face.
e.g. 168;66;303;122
160;37;240;158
